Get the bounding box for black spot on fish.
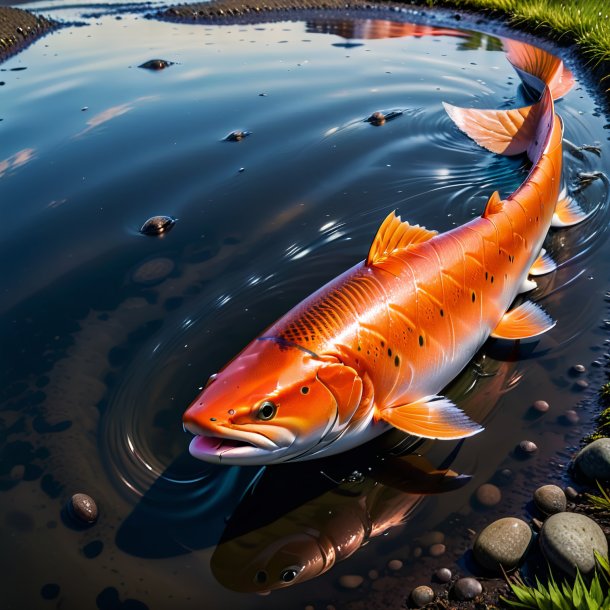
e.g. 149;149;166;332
472;292;476;302
419;335;424;347
388;348;392;357
394;355;400;367
440;309;444;317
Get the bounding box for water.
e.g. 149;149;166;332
1;6;609;609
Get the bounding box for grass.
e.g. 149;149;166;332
422;0;610;76
586;481;610;511
503;554;610;609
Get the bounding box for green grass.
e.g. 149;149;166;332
586;481;610;511
423;0;610;73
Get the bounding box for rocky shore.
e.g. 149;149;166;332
0;6;57;62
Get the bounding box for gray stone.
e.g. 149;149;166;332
69;493;98;524
540;512;608;577
519;440;538;454
473;517;532;573
435;567;452;583
533;400;550;413
453;577;482;601
475;483;502;507
411;585;434;607
573;438;610;482
387;559;403;571
429;543;446;557
534;485;567;516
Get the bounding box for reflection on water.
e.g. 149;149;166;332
0;7;609;610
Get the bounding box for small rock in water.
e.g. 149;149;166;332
572;364;586;374
367;111;386;126
453;577;482;601
416;530;445;546
225;130;251;142
139;59;174;70
518;440;538;455
69;493;98;524
534;485;566;515
132;257;174;284
367;569;378;580
429;543;446;557
435;567;452;583
540;512;608;577
412;547;423;558
140;215;176;236
81;106;88;112
475;483;501;507
387;559;403;571
531;518;543;532
574;379;589;390
560;409;580;425
565;486;580;502
473;517;532;573
338;574;363;589
411;585;434;607
532;399;550;413
573;438;610;482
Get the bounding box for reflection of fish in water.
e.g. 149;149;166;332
184;39;590;465
211;453;468;592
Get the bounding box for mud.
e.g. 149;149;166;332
0;6;57;63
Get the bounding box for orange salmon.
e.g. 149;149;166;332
184;39;589;465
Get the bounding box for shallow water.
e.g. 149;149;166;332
1;6;610;609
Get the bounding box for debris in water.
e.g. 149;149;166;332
69;493;98;524
138;59;174;70
225;130;251;142
140;215;176;236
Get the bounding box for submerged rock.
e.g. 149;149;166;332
473;517;532;573
540;512;608;577
534;485;566;516
138;59;174;70
573;438;610;482
475;483;501;507
225;130;251;142
140;215;176;236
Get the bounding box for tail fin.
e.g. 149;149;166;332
443;85;554;161
503;39;574;100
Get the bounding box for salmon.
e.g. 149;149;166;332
183;38;590;465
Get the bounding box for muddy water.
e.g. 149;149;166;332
1;6;609;609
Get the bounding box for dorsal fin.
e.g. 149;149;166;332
367;211;437;266
482;191;503;218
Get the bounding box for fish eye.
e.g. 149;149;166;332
257;400;277;421
254;570;268;584
280;568;299;583
300;386;309;395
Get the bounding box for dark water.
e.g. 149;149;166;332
1;6;610;609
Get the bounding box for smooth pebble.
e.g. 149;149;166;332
387;559;403;571
475;483;502;507
411;585;434;607
69;493;98;524
453;577;482;601
534;484;567;515
435;567;452;583
473;517;532;573
338;574;363;589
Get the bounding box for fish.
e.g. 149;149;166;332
184;38;590;465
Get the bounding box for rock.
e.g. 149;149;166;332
411;585;434;607
453;577;482;601
560;410;580;425
138;59;173;70
435;567;452;583
475;483;502;507
387;559;403;571
534;485;566;516
533;400;550;413
565;486;580;502
572;364;586;374
531;518;543;532
69;493;98;524
139;215;176;236
573;438;610;482
225;130;251;142
338;574;363;589
132;258;174;284
575;379;589;390
367;111;386;126
416;530;445;547
540;512;608;577
473;517;532;573
518;440;538;455
367;569;378;580
429;543;446;557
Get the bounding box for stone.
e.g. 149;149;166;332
534;485;566;516
435;567;452;583
473;517;532;573
138;59;174;70
561;410;580;425
387;559;403;571
139;215;176;236
429;543;446;557
416;530;445;546
69;493;98;524
475;483;502;507
411;585;434;607
338;574;363;589
572;364;586;374
453;577;482;601
573;438;610;482
518;440;538;454
565;486;580;501
540;512;608;577
533;400;550;413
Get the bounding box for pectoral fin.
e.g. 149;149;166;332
529;248;557;276
491;301;555;340
377;395;483;439
552;189;591;227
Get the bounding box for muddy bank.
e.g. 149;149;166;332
0;6;57;63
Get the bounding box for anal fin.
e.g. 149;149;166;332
552;189;592;227
529;248;557;276
491;301;555;340
377;395;483;440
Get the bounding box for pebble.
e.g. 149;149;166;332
534;485;566;515
367;111;386;126
411;585;434;607
573;438;610;481
139;215;176;236
225;130;251;142
531;518;543;532
540;512;608;577
532;400;550;413
565;486;580;501
496;468;513;485
560;410;580;425
69;493;98;524
387;559;403;571
132;258;174;284
429;543;446;557
575;379;589;390
475;483;502;507
413;547;423;558
416;531;445;546
368;569;378;580
572;364;586;374
473;517;532;573
435;568;452;583
138;59;173;70
518;440;538;455
338;574;363;589
453;577;482;601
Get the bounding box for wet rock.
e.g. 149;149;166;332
429;543;446;557
69;493;98;524
387;559;403;571
367;111;386;126
453;577;482;601
434;567;452;583
532;400;550;413
534;485;566;515
225;130;251;142
560;409;580;425
573;438;610;482
132;258;175;284
574;379;589;390
411;585;434;607
473;517;532;573
540;512;608;577
531;518;543;532
518;440;538;455
572;364;586;374
139;215;176;236
475;483;501;507
565;486;580;502
338;574;363;589
138;59;174;70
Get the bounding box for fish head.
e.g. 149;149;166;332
183;338;363;464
